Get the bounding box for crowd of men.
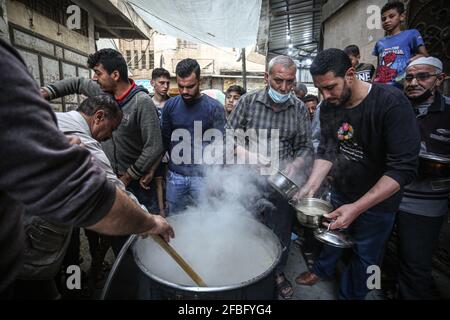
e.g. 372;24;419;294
0;1;448;301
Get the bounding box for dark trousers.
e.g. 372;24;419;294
261;192;295;275
13;279;60;300
107;181;152;299
312;192;396;300
397;211;444;300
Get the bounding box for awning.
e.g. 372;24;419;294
258;0;322;61
127;0;263;48
72;0;152;39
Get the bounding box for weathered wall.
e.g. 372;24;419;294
322;0;386;66
5;0;94;112
6;0;95;54
0;0;9;42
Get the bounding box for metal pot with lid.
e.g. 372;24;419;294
418;152;450;178
267;170;299;199
290;198;354;248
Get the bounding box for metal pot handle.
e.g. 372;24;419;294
100;234;137;300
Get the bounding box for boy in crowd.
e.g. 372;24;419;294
303;94;319;120
140;68;172;217
373;1;428;88
344;45;375;82
225;85;246;117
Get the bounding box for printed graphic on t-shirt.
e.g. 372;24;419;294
374;48;405;84
355;63;375;82
373;29;424;86
337;122;364;161
356;71;372;82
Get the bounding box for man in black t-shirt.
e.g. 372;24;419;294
344;45;376;83
294;49;420;300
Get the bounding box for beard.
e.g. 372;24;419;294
181;89;200;105
327;85;352;107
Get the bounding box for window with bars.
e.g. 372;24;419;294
141;50;147;69
134;50;139;70
16;0;89;37
149;50;154;69
126;50;132;66
177;39;198;49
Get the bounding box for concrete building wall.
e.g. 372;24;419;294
0;0;9;42
5;0;95;112
154;34;265;74
6;0;95;54
118;33;266;93
117;38;154;80
322;0;386;66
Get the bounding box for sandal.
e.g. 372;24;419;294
275;273;294;300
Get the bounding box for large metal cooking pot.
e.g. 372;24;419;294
418;153;450;178
103;213;282;300
267;170;299;199
289;198;334;228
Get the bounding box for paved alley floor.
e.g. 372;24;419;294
280;240;338;300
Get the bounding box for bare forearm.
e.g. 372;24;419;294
87;187;156;235
306;159;333;193
352;175;400;215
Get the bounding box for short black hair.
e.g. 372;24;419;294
77;94;121;119
310;48;352;78
381;1;405;15
303;94;319;104
226;85;246;96
152;68;171;80
176;58;200;79
343;44;360;57
87;49;128;83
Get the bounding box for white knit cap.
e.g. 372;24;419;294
407;56;443;72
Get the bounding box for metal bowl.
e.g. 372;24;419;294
267;170;299;199
290;198;333;228
418;153;450;178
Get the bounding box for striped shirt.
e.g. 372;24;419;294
226;88;313;162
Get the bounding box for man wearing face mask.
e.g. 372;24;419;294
227;55;313;299
294;49;420;300
396;57;449;300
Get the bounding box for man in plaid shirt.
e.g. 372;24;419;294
227;55;313;299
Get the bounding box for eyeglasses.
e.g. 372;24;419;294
404;72;440;82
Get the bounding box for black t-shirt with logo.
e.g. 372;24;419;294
355;63;376;82
317;84;420;211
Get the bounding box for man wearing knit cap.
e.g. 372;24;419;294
397;56;449;299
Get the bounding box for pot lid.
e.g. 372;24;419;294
419;152;450;164
313;228;354;248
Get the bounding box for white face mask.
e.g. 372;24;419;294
268;85;291;104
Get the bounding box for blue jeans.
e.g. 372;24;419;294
166;170;204;215
312;192;396;300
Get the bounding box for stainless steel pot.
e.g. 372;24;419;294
419;153;450;178
267;170;299;199
289;198;333;228
111;213;282;300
